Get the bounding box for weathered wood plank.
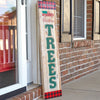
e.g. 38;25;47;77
37;1;62;99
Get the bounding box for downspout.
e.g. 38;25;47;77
71;0;74;48
99;1;100;35
59;0;62;42
92;0;94;40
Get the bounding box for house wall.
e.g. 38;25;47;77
60;40;100;84
60;0;100;84
87;0;93;39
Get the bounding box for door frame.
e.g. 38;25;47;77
0;0;27;95
26;0;41;84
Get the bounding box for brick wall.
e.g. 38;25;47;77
59;40;100;84
58;0;100;84
8;87;42;100
87;0;93;40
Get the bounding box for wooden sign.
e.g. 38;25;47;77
38;1;62;99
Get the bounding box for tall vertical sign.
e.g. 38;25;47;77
38;1;62;99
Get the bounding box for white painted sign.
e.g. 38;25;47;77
38;1;62;99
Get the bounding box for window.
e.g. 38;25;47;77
0;0;27;96
61;0;86;42
74;0;86;39
0;0;18;89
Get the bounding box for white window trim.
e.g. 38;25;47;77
73;0;87;40
0;0;27;95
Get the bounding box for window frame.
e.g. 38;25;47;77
61;0;87;41
73;0;87;40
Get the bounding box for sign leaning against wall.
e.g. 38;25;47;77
37;1;62;99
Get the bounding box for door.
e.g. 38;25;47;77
0;0;27;95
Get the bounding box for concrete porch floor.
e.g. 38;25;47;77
40;70;100;100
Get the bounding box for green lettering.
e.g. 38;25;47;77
47;50;55;62
49;77;56;89
46;37;55;49
45;24;53;36
42;11;47;14
49;64;56;76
